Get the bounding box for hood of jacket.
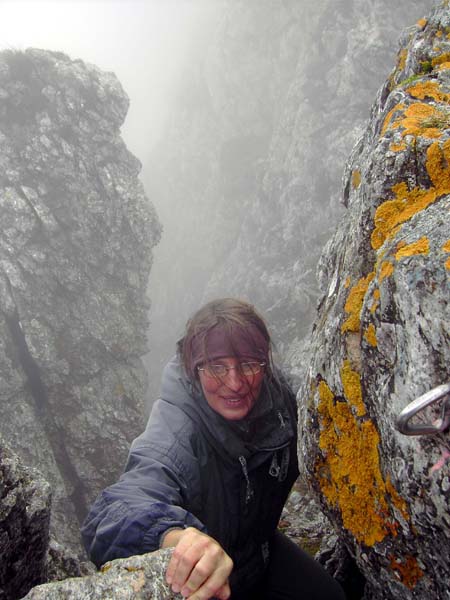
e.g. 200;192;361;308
159;354;296;465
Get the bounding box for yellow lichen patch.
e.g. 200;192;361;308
407;80;450;103
397;49;408;71
432;52;450;66
385;477;410;521
417;18;427;29
341;359;366;416
436;61;450;71
390;140;407;152
352;169;362;189
382;103;405;135
379;260;395;282
371;183;437;250
446;257;450;269
397;103;445;139
389;555;424;589
436;30;443;38
344;276;351;288
370;288;380;314
443;239;450;252
364;324;378;348
316;378;405;546
426;139;450;193
341;273;375;333
395;237;430;259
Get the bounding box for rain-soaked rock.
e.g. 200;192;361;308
0;436;51;599
23;548;182;599
0;48;161;553
299;2;450;599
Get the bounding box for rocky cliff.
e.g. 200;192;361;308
0;48;160;553
299;2;450;598
146;0;432;391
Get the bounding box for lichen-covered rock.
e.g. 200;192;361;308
0;437;51;599
0;48;161;553
23;549;182;599
45;538;96;583
299;3;450;599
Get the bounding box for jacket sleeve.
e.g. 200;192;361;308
81;402;206;567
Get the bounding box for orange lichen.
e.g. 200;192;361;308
352;170;362;189
344;276;351;288
341;273;375;333
396;103;445;139
432;52;450;66
364;324;378;348
316;378;408;546
397;49;408;72
436;61;450;71
407;80;450;103
446;257;450;269
443;240;450;252
417;18;427;29
385;477;410;521
395;237;430;259
426;139;450;192
341;360;366;416
390;140;407;152
369;288;380;314
382;102;405;135
379;261;394;282
436;30;443;38
389;555;424;589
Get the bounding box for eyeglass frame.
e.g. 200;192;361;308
197;361;266;378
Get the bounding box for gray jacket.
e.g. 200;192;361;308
81;355;299;594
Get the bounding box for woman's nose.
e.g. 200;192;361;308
224;368;244;391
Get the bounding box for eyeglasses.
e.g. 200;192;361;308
197;362;266;378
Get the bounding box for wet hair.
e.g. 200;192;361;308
177;298;274;383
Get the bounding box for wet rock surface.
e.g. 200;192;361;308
0;437;51;600
0;48;160;553
299;2;450;598
23;549;182;600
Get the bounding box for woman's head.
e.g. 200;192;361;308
178;298;273;420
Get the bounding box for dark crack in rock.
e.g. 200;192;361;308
299;2;450;599
0;48;161;554
0;436;51;600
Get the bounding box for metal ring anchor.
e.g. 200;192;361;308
395;382;450;436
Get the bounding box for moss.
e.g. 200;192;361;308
316;378;408;547
389;555;424;589
341;273;375;333
395;237;429;259
419;60;433;73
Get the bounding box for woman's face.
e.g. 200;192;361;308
198;356;264;420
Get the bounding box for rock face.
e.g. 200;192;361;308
23;549;181;600
299;2;450;599
146;0;432;392
0;436;51;599
0;48;160;553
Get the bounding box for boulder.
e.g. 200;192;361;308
0;437;50;600
299;2;450;598
0;48;161;552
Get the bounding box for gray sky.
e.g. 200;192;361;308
0;0;207;163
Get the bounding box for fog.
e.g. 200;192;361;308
0;0;209;161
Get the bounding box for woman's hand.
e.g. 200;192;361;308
162;527;233;599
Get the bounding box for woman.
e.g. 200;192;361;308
82;298;344;600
